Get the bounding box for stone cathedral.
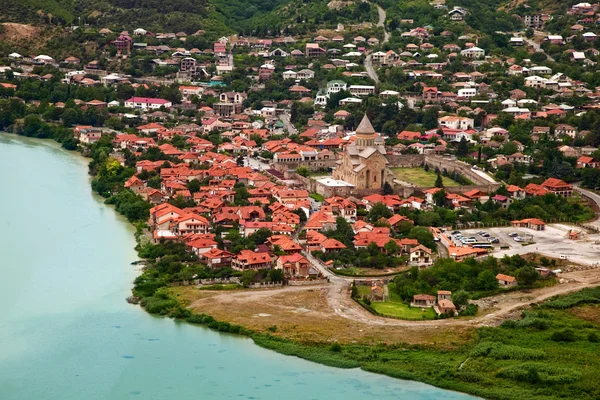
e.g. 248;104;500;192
333;114;389;190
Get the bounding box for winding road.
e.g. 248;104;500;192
364;4;389;83
304;250;600;327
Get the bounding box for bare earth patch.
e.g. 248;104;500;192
172;285;474;347
0;23;41;42
569;304;600;324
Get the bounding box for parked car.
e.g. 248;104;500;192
452;231;460;235
488;237;499;243
508;232;519;237
514;237;523;242
481;233;490;238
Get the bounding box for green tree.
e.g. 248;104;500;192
452;290;469;307
476;270;499;291
382;182;393;195
384;240;401;255
296;166;310;177
408;226;436;249
367;203;393;223
187;179;201;193
433;189;447;207
516;266;540;286
434;173;444;188
456;137;469;157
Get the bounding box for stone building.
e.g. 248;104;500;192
332;114;389;190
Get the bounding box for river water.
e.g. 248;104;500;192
0;134;476;400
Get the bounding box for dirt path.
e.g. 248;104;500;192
189;266;600;330
306;250;600;327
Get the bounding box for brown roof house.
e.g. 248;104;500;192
496;273;518;288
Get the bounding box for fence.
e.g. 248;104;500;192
247;281;284;289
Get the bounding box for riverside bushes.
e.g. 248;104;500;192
470;342;546;360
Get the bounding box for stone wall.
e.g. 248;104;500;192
385;154;424;168
287;278;329;286
272;159;337;173
423;155;497;188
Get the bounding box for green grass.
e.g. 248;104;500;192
252;287;600;400
371;302;437;319
391;167;460;187
154;282;600;400
357;283;437;320
198;283;243;291
309;192;324;202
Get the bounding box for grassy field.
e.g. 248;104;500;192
358;283;437;320
333;265;409;277
391;167;460;187
250;287;600;400
171;286;600;400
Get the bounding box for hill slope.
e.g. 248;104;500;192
0;0;293;36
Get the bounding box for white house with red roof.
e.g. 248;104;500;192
125;97;172;110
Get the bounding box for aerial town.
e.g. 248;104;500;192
5;0;600;398
3;1;600;321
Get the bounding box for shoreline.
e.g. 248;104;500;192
5;131;600;400
1;131;484;398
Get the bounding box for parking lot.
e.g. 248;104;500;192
453;224;600;266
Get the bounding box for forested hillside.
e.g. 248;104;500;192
0;0;293;36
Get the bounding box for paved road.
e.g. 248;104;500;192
364;4;389;83
520;34;555;62
279;114;298;135
574;185;600;229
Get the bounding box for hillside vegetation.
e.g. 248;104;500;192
0;0;294;36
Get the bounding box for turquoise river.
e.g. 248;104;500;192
0;134;477;400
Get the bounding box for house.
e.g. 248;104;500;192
437;290;452;301
438;299;457;315
125;97;172;110
511;218;546;231
306;43;326;57
448;246;488;261
319;238;347;253
199;248;234;269
412;294;436;307
577;156;600;168
555;124;578;138
492;194;510;209
496;273;518;287
545;35;564;45
448;7;467;21
276;253;315;277
409;245;433;267
232;250;273;271
124;175;145;193
370;282;384;301
541;178;573;197
460;47;485;59
437;115;474;130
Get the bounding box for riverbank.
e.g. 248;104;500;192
2;133;482;400
172;285;600;400
5;131;600;400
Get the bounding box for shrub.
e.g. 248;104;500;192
330;342;342;352
267;325;278;332
543;287;600;309
588;332;599;343
459;304;478;316
362;295;371;306
551;329;576;342
470;342;546;360
170;306;191;319
496;363;581;384
141;296;178;315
